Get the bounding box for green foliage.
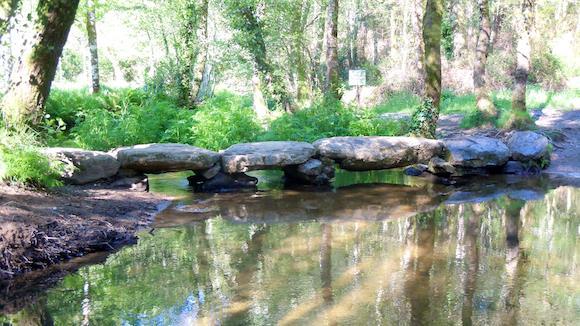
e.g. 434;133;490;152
58;49;84;81
0;128;66;187
441;14;455;60
440;90;476;114
68;99;184;150
45;89;262;151
359;61;382;86
261;99;408;143
373;92;421;114
144;59;183;99
486;50;516;89
167;92;263;151
409;98;438;138
529;51;566;90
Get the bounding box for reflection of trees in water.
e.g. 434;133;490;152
10;297;53;326
3;188;580;324
224;225;269;325
403;214;435;325
319;223;336;326
461;204;482;326
501;199;527;326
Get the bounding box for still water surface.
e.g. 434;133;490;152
1;171;579;325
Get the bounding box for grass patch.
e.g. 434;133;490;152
373;91;420;114
0;128;67;187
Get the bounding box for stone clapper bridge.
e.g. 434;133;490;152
43;131;551;192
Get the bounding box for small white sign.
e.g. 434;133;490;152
348;70;366;86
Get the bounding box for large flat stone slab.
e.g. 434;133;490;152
221;141;315;173
112;143;220;173
43;148;120;185
314;136;445;171
444;136;509;168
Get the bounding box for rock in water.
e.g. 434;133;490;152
314;136;445;171
221;141;315;173
507;131;550;162
284;158;335;185
189;172;258;193
428;157;456;175
444;136;510;168
404;164;428;176
43;148;120;185
112;144;220;173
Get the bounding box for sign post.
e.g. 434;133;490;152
348;70;366;107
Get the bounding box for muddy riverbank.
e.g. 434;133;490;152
0;184;168;281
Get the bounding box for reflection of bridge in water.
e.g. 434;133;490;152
154;174;562;228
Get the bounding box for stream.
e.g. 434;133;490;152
1;170;579;325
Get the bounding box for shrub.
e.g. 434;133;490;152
0;128;67;188
46;89;262;151
69;97;188;151
169;92;263;150
262;99;408;142
57;49;84;82
529;51;566;90
487;51;516;89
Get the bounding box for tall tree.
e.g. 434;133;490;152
324;0;340;99
190;0;208;106
175;0;197;107
1;0;80;126
412;0;425;91
508;0;534;129
225;0;292;112
290;0;311;104
473;0;495;117
85;0;100;94
423;0;444;109
410;0;444;139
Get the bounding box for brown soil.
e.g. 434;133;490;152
0;184;169;281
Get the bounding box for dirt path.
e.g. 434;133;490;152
437;110;580;180
0;185;169;280
535;109;580;178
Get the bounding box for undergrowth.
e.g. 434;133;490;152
0;128;67;187
260;98;409;142
44;90;408;150
3;83;574;188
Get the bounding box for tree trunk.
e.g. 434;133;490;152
252;74;269;123
86;0;100;94
412;0;425;92
176;0;197;107
423;0;444;109
324;0;340;99
410;0;444;139
2;0;80;126
473;0;495;117
226;1;292;111
291;0;311;104
190;0;208;106
0;0;20;41
196;62;212;103
312;0;327;91
508;0;534;129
